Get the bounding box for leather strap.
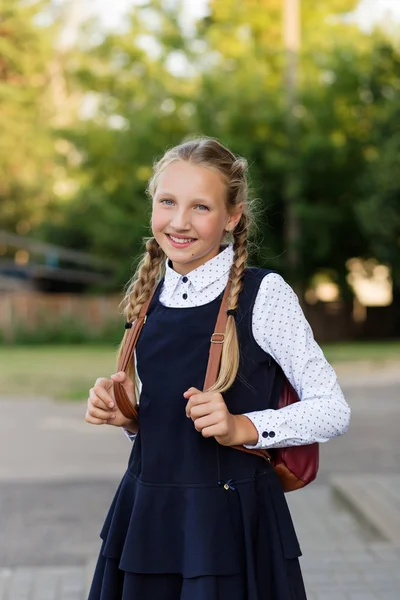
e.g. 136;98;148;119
203;281;271;463
203;282;231;391
114;289;156;419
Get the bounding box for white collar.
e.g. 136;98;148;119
163;244;234;296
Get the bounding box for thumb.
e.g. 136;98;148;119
111;371;126;382
111;371;134;392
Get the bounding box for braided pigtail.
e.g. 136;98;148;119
117;237;166;402
208;211;249;393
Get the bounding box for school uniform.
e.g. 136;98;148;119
88;245;350;600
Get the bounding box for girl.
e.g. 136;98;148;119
85;137;351;600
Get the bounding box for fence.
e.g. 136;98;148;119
0;292;122;344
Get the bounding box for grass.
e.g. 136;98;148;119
0;340;399;401
321;340;400;363
0;344;119;401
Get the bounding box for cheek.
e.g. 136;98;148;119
197;213;226;238
151;209;166;234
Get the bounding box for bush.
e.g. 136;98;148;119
4;315;123;346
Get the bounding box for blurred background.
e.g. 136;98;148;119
0;1;399;599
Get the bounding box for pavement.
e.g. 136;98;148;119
0;359;399;599
331;475;400;545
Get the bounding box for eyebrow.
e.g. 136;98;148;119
154;190;176;198
155;191;213;204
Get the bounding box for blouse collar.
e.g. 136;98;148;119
163;244;234;297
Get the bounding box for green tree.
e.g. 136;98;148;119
0;0;57;233
41;1;197;285
37;0;400;302
194;0;398;293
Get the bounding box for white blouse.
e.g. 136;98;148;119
125;244;350;449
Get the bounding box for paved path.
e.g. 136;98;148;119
0;363;399;599
331;475;400;544
0;567;84;600
288;487;400;600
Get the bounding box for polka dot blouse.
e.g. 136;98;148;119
126;244;351;449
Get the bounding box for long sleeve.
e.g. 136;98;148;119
243;273;351;449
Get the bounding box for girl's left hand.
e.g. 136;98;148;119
184;387;239;446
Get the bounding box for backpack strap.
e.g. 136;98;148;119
203;282;231;391
203;279;271;463
114;288;156;419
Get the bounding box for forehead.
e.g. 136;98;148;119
155;160;226;200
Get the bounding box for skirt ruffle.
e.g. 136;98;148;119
89;467;307;600
89;556;247;600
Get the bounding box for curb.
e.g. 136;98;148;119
330;474;400;544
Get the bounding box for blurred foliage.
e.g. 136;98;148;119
0;0;58;230
5;315;122;345
1;0;400;294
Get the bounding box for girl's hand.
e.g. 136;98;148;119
184;387;236;446
184;387;259;446
85;371;138;432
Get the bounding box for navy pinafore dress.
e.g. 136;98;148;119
88;268;307;600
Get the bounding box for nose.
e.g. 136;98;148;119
169;208;191;231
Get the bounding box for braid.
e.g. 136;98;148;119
227;213;249;311
117;238;165;393
124;238;165;322
208;213;249;393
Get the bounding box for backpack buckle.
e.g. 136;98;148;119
211;333;225;344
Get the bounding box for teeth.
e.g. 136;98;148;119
169;235;195;244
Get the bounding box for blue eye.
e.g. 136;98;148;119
196;204;209;211
160;199;174;206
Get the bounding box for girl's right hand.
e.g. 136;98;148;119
85;371;138;432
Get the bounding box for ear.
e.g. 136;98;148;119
225;204;243;232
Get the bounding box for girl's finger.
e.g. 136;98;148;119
193;413;219;432
110;371;126;382
188;403;214;420
185;393;214;417
185;397;205;418
199;425;222;439
87;406;115;421
111;372;134;392
183;387;202;399
90;386;115;409
85;412;107;425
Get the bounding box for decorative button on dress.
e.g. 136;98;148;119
88;269;308;600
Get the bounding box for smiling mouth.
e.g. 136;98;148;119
166;234;197;245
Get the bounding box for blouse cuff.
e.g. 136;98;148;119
123;428;137;442
242;409;287;449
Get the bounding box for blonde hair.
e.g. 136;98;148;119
119;137;253;402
